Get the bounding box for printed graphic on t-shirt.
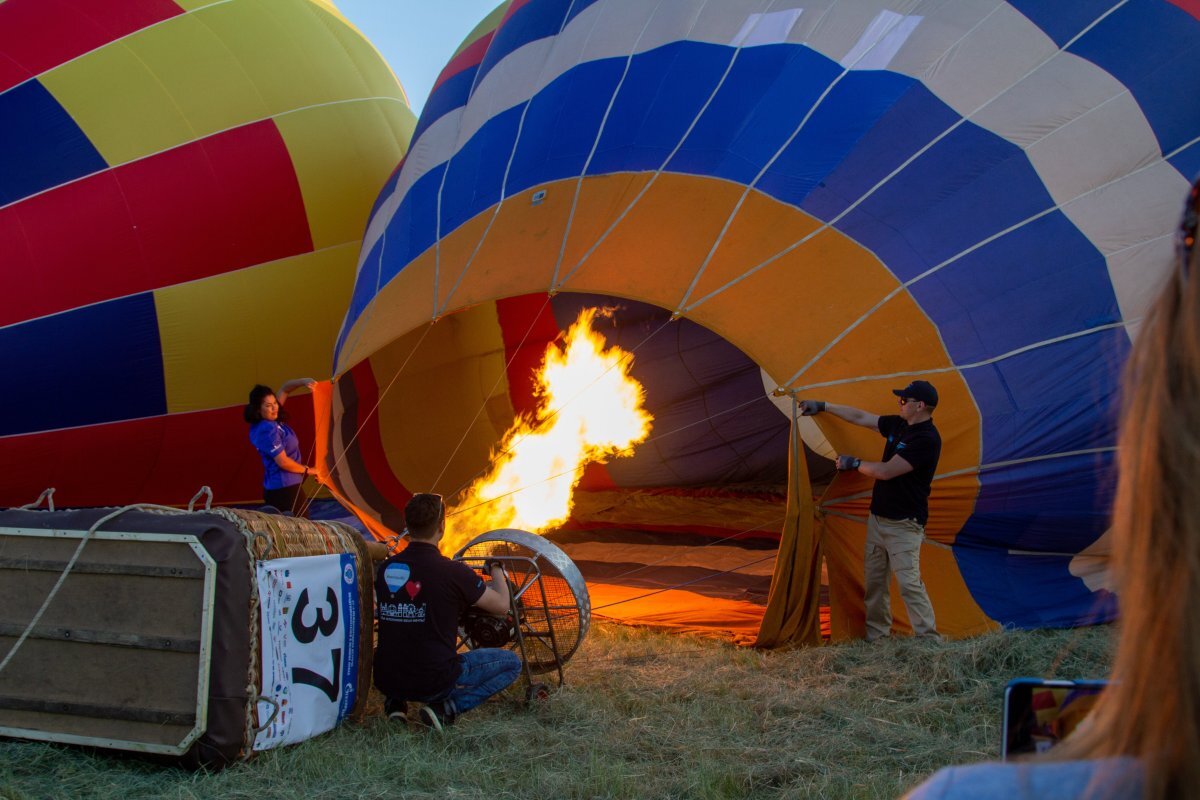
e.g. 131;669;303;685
379;561;426;622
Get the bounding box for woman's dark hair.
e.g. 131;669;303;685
243;384;284;424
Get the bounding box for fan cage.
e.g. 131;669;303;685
455;529;590;673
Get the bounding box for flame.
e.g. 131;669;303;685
443;308;652;552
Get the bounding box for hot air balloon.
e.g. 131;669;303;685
0;0;416;509
319;0;1200;644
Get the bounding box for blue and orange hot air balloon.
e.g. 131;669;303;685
321;0;1200;644
0;0;416;508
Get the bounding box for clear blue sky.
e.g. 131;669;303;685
337;0;502;115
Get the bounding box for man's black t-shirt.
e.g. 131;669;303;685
373;541;485;700
869;415;942;526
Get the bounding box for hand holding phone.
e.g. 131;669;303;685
1002;678;1107;759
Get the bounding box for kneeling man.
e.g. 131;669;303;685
374;493;521;730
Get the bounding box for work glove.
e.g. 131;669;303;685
836;455;861;471
799;400;825;416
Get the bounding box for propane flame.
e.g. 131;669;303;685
443;308;652;553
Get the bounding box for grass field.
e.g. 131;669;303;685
0;623;1114;800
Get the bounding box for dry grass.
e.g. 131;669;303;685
0;623;1113;800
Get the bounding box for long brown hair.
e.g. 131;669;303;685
1059;180;1200;798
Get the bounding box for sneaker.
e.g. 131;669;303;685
417;704;445;733
384;698;408;723
416;699;457;732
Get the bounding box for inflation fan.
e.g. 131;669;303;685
453;529;590;700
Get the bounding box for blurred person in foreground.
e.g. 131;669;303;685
905;177;1200;798
373;492;521;732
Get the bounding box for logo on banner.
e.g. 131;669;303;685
254;554;360;751
383;562;410;593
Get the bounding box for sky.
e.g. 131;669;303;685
336;0;502;115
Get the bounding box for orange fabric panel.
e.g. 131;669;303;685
557;173;745;311
555;172;656;281
688;231;897;379
555;540;777;576
794;290;954;385
822;513;999;641
336;253;438;376
435;193;565;312
756;410;821;648
588;583;766;645
312;379;397;542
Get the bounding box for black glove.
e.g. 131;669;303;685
799;400;825;416
836;455;861;471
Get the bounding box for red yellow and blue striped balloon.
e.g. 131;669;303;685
0;0;416;508
326;0;1200;641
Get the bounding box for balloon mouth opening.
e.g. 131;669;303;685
334;291;834;531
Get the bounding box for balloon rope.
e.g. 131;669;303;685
433;0;584;316
818;446;1119;514
316;323;435;513
296;432;322;519
555;0;818;291
444;392;766;520
549;0;668;289
0;504;189;679
590;553;778;613
597;514;788;585
428;293;554;495
786;321;1134;394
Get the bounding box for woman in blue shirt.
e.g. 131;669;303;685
244;379;317;515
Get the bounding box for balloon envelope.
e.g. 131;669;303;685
329;0;1200;639
0;0;416;508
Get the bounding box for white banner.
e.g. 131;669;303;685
254;554;360;751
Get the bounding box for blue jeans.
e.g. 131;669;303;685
421;648;522;716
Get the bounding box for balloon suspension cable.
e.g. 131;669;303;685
0;503;192;679
590;553;778;614
445;392;765;521
428;293;554;496
316;322;436;514
296;434;322;519
600;514;787;585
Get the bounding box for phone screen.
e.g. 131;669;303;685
1002;678;1107;759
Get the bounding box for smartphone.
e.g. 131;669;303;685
1001;677;1107;759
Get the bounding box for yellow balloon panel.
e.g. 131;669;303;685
277;101;415;250
44;0;404;167
366;307;516;496
157;243;358;413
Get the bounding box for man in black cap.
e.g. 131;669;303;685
799;380;941;640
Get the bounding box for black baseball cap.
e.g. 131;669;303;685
892;380;938;407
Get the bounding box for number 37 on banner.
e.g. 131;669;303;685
254;554;360;751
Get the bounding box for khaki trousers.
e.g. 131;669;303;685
864;513;938;640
